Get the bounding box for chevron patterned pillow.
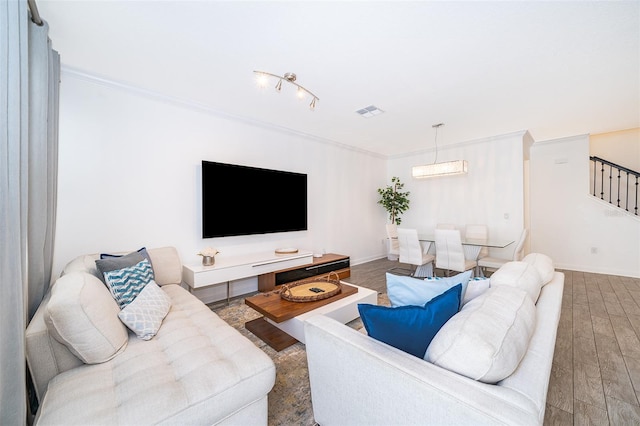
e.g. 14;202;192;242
103;258;155;309
118;280;171;340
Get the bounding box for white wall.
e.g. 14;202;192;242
530;134;640;278
386;131;529;260
590;127;640;172
53;70;388;301
588;128;639;216
53;69;640;303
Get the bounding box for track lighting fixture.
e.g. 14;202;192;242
254;70;319;110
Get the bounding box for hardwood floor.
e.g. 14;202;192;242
348;257;640;425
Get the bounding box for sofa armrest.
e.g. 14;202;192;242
499;271;564;420
25;291;83;401
304;316;541;425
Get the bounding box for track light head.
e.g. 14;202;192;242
255;73;269;88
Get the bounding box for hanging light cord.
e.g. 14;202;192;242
432;123;444;164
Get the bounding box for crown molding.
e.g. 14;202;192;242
61;65;386;159
390;130;531;160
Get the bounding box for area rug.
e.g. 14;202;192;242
210;292;390;426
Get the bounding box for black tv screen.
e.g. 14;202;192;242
202;161;308;238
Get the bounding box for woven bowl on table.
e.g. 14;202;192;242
279;272;342;302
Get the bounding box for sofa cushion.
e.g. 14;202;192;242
63;247;181;286
118;281;171;340
101;257;155;309
61;254;103;280
522;252;555;285
386;270;471;308
464;277;491;305
489;261;543;302
425;285;536;384
358;284;461;358
44;272;128;364
146;246;183;285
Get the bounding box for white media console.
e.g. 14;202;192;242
182;250;314;303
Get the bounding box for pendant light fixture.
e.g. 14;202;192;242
412;123;468;178
254;71;319;110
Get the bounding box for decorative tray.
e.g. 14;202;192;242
280;272;342;302
275;247;298;254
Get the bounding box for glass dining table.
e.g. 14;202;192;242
417;233;515;261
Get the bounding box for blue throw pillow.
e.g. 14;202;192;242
358;284;461;358
386;270;472;308
102;258;155;309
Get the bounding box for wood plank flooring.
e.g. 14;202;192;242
347;257;640;425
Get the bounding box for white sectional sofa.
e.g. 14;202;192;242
304;254;564;425
26;246;276;425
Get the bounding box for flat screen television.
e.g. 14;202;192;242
202;161;308;238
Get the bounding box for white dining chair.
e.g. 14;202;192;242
385;224;412;274
478;229;528;276
465;224;489;260
385;224;400;259
434;229;477;277
397;228;435;278
427;223;457;255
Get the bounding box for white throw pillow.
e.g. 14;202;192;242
522;253;555;285
463;277;490;305
44;272;128;364
425;285;536;384
118;281;171;340
490;261;543;303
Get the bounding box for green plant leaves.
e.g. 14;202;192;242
377;176;410;225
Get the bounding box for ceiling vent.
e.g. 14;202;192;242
356;105;384;118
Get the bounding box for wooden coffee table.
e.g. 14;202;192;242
245;282;377;351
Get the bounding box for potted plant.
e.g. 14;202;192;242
377;176;410;225
197;247;220;266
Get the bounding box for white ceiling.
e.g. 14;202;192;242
38;0;640;157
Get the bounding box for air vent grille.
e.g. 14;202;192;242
355;105;384;118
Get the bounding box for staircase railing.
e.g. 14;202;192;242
590;156;639;216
